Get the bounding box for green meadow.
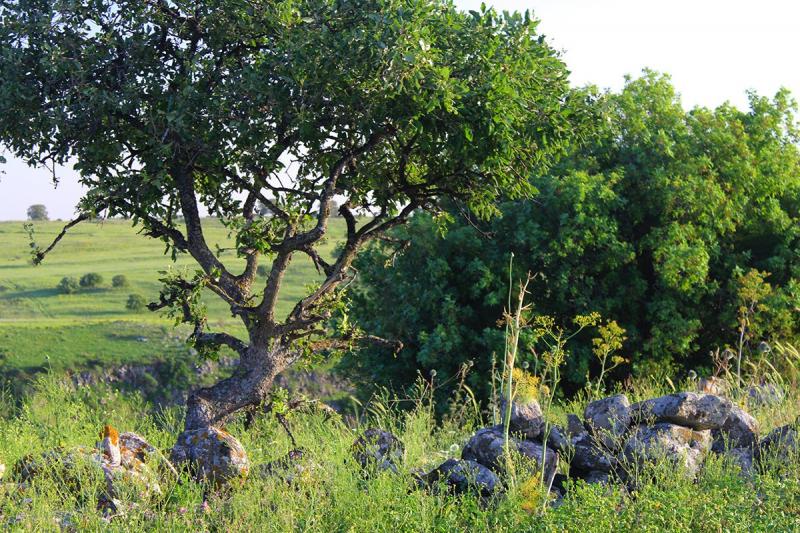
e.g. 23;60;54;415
0;218;347;374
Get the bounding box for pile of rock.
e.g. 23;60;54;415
413;389;798;498
12;425;164;514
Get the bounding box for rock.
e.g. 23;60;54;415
566;414;586;439
711;406;759;453
171;427;249;486
462;426;557;478
501;399;545;440
419;459;499;497
584;394;631;449
747;383;784;408
570;433;614;475
622;423;712;477
696;376;729;396
351;429;404;473
631;392;732;430
724;447;755;476
258;449;318;484
583;470;611;485
757;423;798;465
13;425;160;513
546;425;570;454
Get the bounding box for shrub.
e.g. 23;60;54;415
79;272;103;288
256;265;269;277
111;275;129;288
57;277;79;294
342;73;800;405
125;294;146;312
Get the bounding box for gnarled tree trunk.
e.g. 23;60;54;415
184;343;289;430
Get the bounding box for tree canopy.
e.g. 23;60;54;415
0;0;585;428
342;72;800;408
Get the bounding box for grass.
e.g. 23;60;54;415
0;218;348;372
0;373;796;531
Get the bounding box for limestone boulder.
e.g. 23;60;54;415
461;426;557;478
419;459;500;497
757;422;798;465
711;406;759;453
584;394;632;449
351;429;404;473
631;392;732;430
569;433;614;475
501;399;545;440
622;423;712;477
171;427;249;486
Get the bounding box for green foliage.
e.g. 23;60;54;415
78;272;103;288
0;0;587;385
342;72;800;404
111;274;130;288
57;276;79;295
26;204;48;221
126;294;146;313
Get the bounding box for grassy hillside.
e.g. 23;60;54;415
0;218;348;373
0;374;797;531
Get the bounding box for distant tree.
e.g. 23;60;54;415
79;272;104;288
126;294;146;312
111;275;129;288
26;204;48;221
0;0;584;444
57;276;79;295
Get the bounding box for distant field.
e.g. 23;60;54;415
0;218;347;372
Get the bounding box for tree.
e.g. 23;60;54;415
342;72;800;406
0;0;582;434
26;204;48;221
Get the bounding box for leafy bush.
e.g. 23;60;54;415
256;265;269;277
342;73;800;404
111;275;129;288
57;277;79;294
125;294;146;312
79;272;104;288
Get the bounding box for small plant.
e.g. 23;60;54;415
589;319;628;395
111;275;129;288
79;272;104;288
733;269;772;386
57;276;79;294
125;294;146;312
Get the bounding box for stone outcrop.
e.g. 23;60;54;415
419;459;499;497
351;429;404;473
711;406;759;453
461;426;557;478
13;425;161;514
584;394;631;450
502;399;545;440
631;392;732;430
171;426;249;487
622;423;712;477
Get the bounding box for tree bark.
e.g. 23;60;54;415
183;342;289;430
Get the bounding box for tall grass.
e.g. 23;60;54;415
0;369;796;531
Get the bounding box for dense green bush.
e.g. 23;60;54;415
57;276;79;294
112;274;130;288
79;272;104;288
341;72;800;405
126;294;146;312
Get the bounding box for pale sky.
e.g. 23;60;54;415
1;0;798;220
